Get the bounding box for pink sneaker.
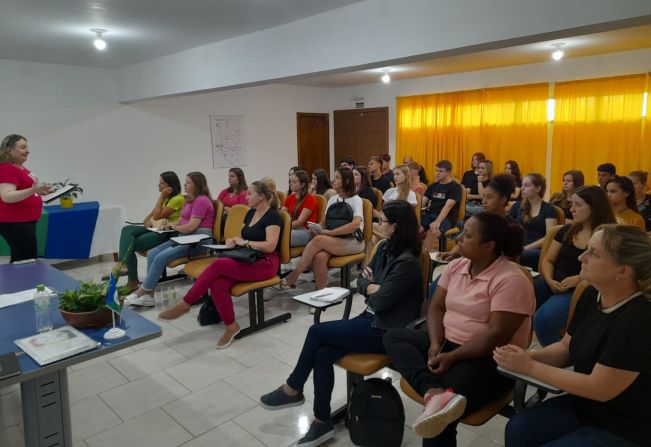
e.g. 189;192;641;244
412;389;467;438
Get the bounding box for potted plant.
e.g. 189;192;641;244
59;280;121;328
50;178;84;208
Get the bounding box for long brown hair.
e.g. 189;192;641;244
550;170;584;212
521;173;546;224
393;165;411;201
292;170;310;200
227;167;247;194
562;185;616;243
186;172;212;200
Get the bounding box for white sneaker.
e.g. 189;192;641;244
125;293;155;307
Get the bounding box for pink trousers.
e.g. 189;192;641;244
183;253;279;325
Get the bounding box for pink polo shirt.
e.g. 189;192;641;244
438;256;535;348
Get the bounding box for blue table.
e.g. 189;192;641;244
0;261;161;447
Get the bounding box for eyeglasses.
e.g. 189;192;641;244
379;218;391;224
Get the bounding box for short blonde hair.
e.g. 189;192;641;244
596;224;651;296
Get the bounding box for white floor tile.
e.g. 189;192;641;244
225;358;294;402
0;425;23;447
71;395;122;442
164;350;246;392
232;405;314;447
68;362;128;403
220;332;293;368
165;326;225;359
85;409;192;447
99;371;189;420
163;381;257;436
109;343;186;380
179;421;265;447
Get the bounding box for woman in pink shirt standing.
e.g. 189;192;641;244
383;212;535;445
0;134;51;262
217;168;248;215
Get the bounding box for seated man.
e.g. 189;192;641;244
368;155;392;193
339;157;355;170
597;163;616;189
421;160;462;251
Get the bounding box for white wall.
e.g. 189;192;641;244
0;58;333;220
329;48;651;161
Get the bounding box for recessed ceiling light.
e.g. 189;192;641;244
551;43;565;61
91;29;107;50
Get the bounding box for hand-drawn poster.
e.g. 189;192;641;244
210;115;245;168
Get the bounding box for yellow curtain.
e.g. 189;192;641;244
396;83;548;180
643;74;650;188
551;74;647;188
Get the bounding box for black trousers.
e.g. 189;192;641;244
383;327;514;447
0;221;37;262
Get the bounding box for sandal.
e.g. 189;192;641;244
277;279;296;291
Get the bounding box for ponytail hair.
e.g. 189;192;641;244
252;180;279;209
596;224;651;296
473;212;524;259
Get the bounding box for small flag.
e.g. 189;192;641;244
105;273;121;314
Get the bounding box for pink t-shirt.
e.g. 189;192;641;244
0;163;42;222
180;195;215;229
218;188;248;208
438;256;535;348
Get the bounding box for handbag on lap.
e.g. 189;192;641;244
219;246;264;264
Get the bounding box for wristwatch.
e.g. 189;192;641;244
244;240;250;248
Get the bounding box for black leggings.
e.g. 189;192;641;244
383;328;514;447
0;221;37;262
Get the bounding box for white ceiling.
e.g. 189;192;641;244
0;0;363;68
285;24;651;87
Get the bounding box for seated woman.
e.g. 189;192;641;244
260;176;281;209
534;185;616;346
383;213;535;445
259;200;423;446
282;167;364;290
353;166;378;210
116;171;184;291
217;167;248;215
508;173;558;270
495;224;651;447
158;181;281;348
438;174;515;262
465;159;493;217
408;162;428;196
378;165;418;209
606;176;646;230
504;160;522;200
310;168;337;201
461;152;485;205
124;172;214;307
282;169;317;247
549;170;584;222
629;170;651;233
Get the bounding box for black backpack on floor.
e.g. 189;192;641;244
347;378;405;447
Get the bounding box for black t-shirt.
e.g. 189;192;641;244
371;175;392;193
568;286;651;445
384;170;395;183
552;224;585;282
241;208;282;252
424;181;462;220
638;194;651;232
461;170;479;195
359;187;378;210
508;200;557;246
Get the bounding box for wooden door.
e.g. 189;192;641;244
296;113;329;175
334;107;388;167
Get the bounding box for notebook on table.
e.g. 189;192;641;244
15;326;101;366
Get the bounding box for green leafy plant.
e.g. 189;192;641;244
59;281;107;312
51;178;84;199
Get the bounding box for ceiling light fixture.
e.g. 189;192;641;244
91;29;107;50
551;43;565;61
381;69;391;84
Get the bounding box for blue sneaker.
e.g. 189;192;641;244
297;420;335;446
260;385;305;410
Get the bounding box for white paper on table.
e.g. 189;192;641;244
147;227;175;233
0;286;55;309
292;287;350;307
170;234;211;244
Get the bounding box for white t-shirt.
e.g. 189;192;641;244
326;194;364;227
383;188;418;205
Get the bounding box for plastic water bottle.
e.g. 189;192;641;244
34;284;53;333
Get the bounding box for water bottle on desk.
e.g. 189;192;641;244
34;284;53;333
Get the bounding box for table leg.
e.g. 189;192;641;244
21;369;72;447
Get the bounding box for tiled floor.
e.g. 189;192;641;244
0;255;508;447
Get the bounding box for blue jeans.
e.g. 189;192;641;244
421;213;453;234
141;229;211;290
290;227;312;247
521;248;541;271
533;277;572;346
465;201;484;218
506;395;637;447
286;312;386;422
